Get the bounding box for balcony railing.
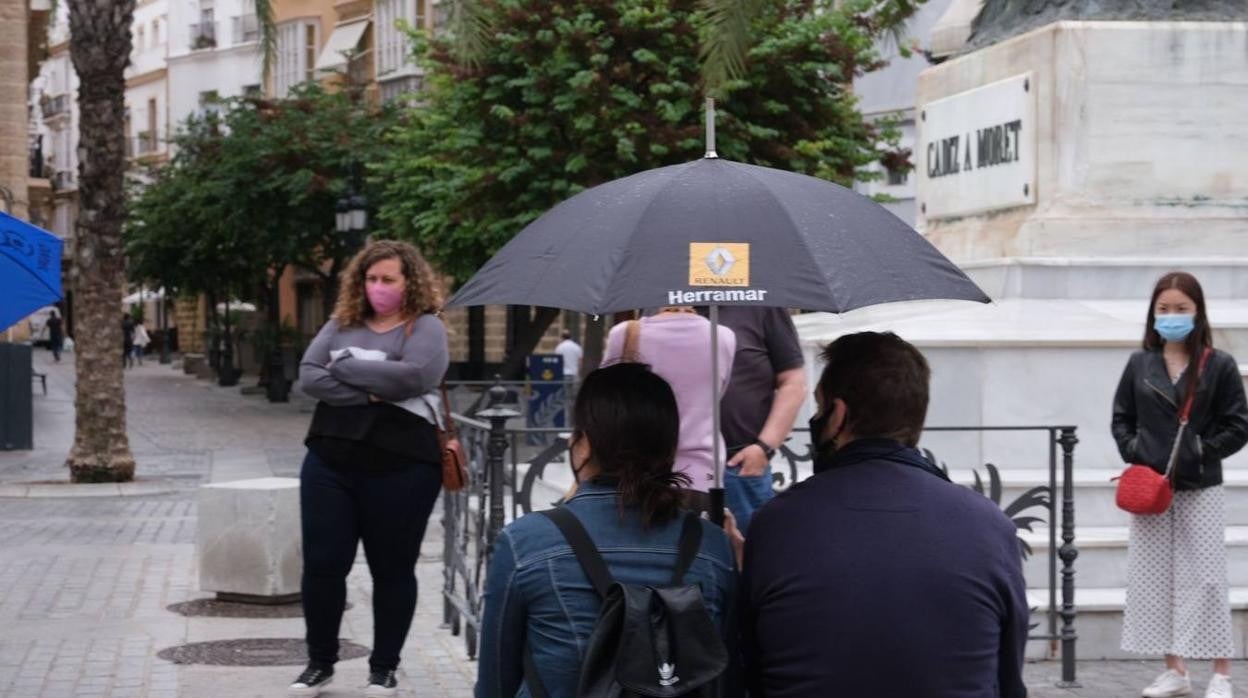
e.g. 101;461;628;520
42;95;69;118
232;14;259;44
190;21;217;50
128;132;159;157
51;171;74;190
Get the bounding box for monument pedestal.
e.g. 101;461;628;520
915;21;1248;261
797;18;1248;660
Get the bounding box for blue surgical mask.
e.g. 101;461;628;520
1154;313;1196;342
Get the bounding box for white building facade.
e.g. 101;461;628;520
166;0;264;141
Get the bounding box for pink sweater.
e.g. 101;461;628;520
603;313;736;492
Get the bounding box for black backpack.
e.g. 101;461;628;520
524;506;730;698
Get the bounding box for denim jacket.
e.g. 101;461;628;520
475;480;739;698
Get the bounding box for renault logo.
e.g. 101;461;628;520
688;242;750;287
705;247;736;277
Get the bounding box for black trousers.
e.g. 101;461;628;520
300;449;443;671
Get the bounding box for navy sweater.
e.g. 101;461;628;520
741;439;1029;697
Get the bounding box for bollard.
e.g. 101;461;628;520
1057;427;1080;688
477;379;519;556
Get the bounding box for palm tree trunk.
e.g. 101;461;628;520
65;0;137;483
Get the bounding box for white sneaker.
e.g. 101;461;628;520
1144;669;1193;698
1206;674;1233;698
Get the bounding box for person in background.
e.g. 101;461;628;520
1113;271;1248;698
602;307;736;510
290;240;449;698
554;329;583;382
740;332;1028;697
132;320;151;366
475;363;738;697
712;307;806;534
46;309;64;362
121;314;135;369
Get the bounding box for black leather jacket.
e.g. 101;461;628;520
1112;348;1248;490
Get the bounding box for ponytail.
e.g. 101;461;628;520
572;364;686;528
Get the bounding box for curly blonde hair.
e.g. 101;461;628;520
333;240;443;327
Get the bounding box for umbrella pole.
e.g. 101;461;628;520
709;304;725;526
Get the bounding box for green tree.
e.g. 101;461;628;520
377;0;922;372
127;84;397;374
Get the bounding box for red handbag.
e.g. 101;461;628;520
1114;348;1211;515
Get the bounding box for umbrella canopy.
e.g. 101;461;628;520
0;211;63;332
448;157;988;315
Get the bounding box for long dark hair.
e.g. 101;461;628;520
1143;271;1213;397
572;363;688;527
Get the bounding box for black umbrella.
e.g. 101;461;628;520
448;100;989;522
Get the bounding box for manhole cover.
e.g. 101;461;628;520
156;638;369;666
166;598;352;618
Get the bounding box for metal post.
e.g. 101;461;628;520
159;289;171;364
704;97;718;159
265;280;290;402
708;304;724;526
1057;427;1080;687
478;380;519;554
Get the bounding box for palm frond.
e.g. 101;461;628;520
253;0;278;90
445;0;492;67
699;0;764;92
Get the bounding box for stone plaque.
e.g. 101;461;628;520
919;73;1036;219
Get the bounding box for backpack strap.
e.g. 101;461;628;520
670;512;704;586
540;507;614;598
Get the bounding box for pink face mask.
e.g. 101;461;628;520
366;283;403;316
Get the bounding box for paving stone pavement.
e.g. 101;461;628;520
4;351;1248;697
0;354;473;697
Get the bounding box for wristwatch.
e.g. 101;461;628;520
753;439;776;460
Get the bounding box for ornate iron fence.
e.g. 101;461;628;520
440;384;1080;687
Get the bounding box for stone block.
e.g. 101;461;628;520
197;477;301;602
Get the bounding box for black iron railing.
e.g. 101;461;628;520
440;385;1080;686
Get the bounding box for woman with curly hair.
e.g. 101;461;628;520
289;240;449;698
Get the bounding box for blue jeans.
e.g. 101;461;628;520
724;464;774;535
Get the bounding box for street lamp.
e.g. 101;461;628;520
335;189;369;250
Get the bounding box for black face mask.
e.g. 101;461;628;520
808;408;842;474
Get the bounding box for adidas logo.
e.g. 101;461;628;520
658;662;680;687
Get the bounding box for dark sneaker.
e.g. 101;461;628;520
365;669;399;697
288;663;333;697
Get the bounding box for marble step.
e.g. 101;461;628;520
1023;587;1248;660
948;468;1248;528
1021;526;1248;589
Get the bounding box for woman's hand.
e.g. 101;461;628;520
722;508;745;570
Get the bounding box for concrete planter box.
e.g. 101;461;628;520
197;477;301;603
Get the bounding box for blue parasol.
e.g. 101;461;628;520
0;211;64;332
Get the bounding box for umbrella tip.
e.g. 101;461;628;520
704;96;718;159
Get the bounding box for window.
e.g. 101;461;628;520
136;26;145;51
375;0;422;76
151;19;160;47
380;74;424;104
243;84;262;97
886;168;908;186
275;20;318;97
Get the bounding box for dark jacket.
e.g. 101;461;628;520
1112;348;1248;491
740;439;1029;698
